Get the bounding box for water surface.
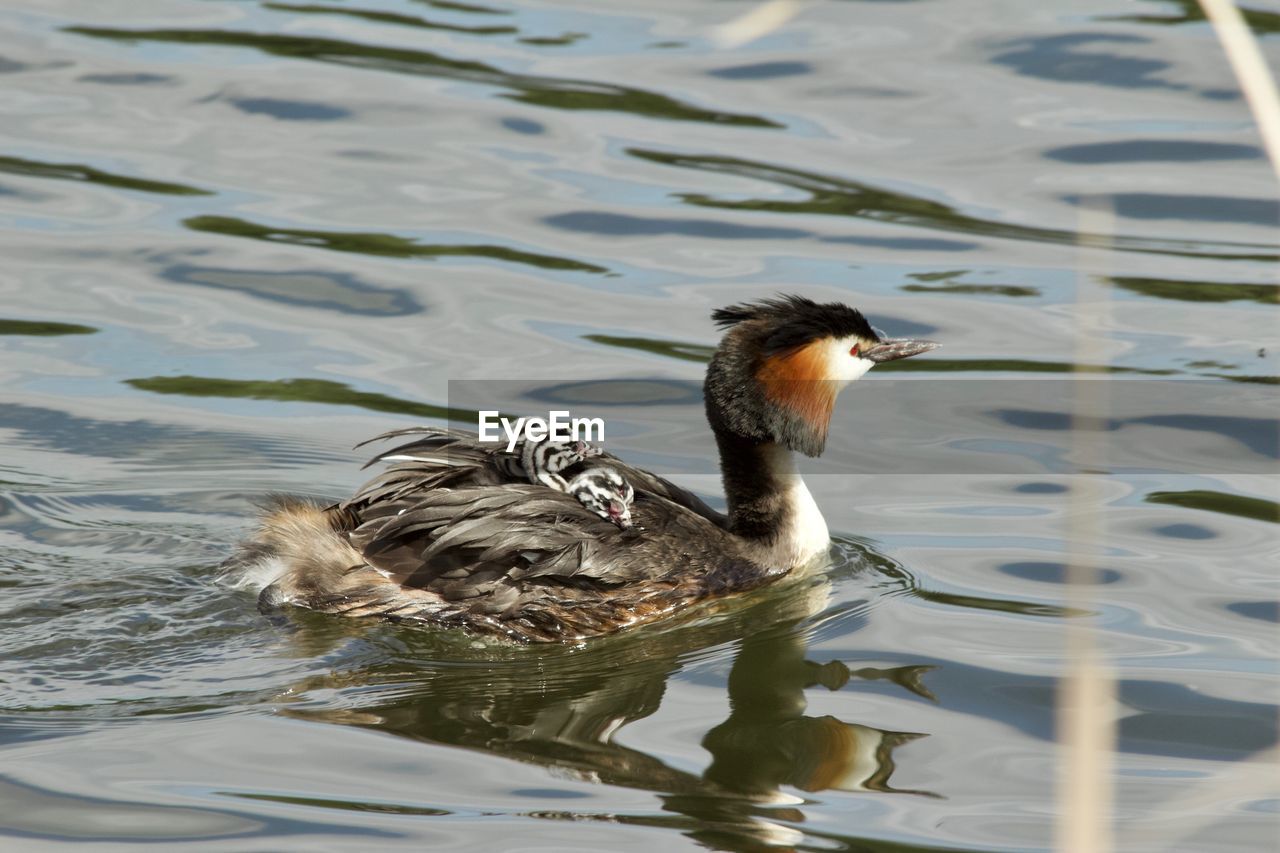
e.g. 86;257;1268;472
1;1;1277;850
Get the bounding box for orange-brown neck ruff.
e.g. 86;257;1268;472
756;339;837;442
790;716;857;791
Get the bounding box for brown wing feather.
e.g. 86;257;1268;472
351;427;726;527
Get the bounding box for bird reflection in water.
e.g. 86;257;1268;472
272;569;937;850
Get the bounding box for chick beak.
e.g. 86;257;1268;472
608;501;632;529
864;338;940;363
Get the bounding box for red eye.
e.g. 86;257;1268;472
849;345;861;357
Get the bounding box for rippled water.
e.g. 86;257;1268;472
2;1;1278;850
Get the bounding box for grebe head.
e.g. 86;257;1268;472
705;294;938;456
567;467;635;529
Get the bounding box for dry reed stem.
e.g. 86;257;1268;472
1056;202;1117;853
711;0;805;49
1199;0;1280;184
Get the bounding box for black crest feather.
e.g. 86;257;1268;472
711;294;878;356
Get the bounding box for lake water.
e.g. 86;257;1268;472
1;1;1278;850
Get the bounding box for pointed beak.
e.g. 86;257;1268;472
865;338;940;363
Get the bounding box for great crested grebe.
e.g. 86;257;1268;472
226;295;937;642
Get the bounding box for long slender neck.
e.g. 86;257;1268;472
712;426;830;571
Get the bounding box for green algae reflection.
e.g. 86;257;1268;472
64;27;778;128
902;283;1039;297
418;0;510;14
220;791;452;817
0;154;212;196
184;215;608;274
583;334;715;363
1146;490;1279;524
126;376;476;421
903;270;1039;297
264;3;517;36
0;319;97;336
1100;0;1280;35
1109;276;1280;304
627;148;1279;261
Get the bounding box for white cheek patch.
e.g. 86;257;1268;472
821;336;876;384
841;355;875;383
